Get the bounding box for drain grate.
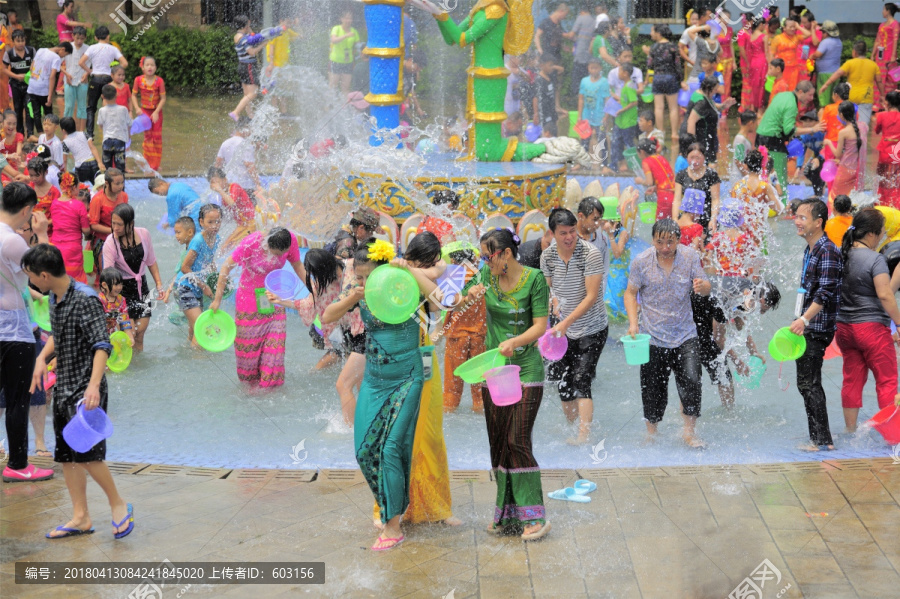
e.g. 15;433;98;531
320;469;365;483
450;471;491;482
274;470;317;482
825;459;879;471
620;467;669;477
136;464;231;478
577;468;623;479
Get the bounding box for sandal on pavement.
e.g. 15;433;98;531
35;449;52;458
112;503;134;539
548;488;591;503
46;526;94;539
521;521;551;541
573;479;597;495
486;523;504;535
371;535;404;551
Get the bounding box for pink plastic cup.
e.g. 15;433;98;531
538;330;568;361
484;365;523;406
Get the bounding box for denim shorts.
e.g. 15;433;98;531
175;285;202;311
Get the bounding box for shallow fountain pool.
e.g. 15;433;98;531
45;177;897;471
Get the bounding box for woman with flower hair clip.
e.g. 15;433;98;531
322;238;440;551
49;171;90;282
131;56;166;170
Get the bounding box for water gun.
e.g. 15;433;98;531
244;26;286;48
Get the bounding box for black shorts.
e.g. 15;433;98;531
698;336;732;386
551;327;608;402
238;61;260;86
122;275;152;321
53;381;109;463
344;329;366;355
330;61;354;76
653;73;680;95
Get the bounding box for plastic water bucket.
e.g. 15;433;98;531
107;331;132;373
83;248;94;273
681;188;707;214
574;119;592;139
709;19;722;36
194;310;237;352
768;327;806;361
677;87;691;107
737;356;766;389
868;406;900;444
525;123;542;142
484;365;522;406
131;113;152;135
454;349;504;384
538;330;568;361
265;269;301;299
62;400;114;453
638;202;657;224
624;147;643;175
599;197;620;221
821;160;838;183
786;139;805;158
641;89;654;103
621;334;651;365
890;66;900;82
364;265;419;325
32;296;50;331
823;338;842;360
568;111;579;138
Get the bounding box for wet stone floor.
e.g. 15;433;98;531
2;456;899;598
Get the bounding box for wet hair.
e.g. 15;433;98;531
11;30;25;42
700;76;718;95
42;113;60;126
73;26;87;38
21;244;65;277
198;203;221;224
57;42;73;54
174;216;196;232
759;281;781;311
267;227;292;252
431;189;460;210
27;157;48;177
105;168;124;191
841;208;886;272
637;137;659;155
833;195;852;215
207;166;227;181
548;207;578;231
480;228;520;260
1;182;37;214
887;91;900;110
101;84;117;101
686;142;705;160
788;198;803;216
854;40;868;55
147;178;166;193
833;82;851;102
639;110;655;124
839;101;862;153
653;24;673;40
744;149;764;173
111;203;136;245
888;3;900;17
59;116;76;134
353;238;387;266
578;197;603;218
651;218;681;240
770;58;785;72
99;267;124;292
304;248;340;296
234;15;251;29
739;110;757;125
405;231;442;266
94;25;110;40
798;197;828;228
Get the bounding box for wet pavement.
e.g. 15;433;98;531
2;456;899;598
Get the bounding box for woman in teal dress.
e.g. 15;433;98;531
322;239;431;552
449;228;551;540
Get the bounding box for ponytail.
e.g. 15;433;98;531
839;101;861;153
840;208;886;273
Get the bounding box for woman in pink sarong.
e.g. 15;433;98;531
209;228;304;388
826;101;868;204
49;172;90;282
874;3;900;109
743;18;769;113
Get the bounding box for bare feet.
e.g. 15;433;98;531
522;522;542;536
797;443;835;451
442;516;463;526
315;351;341;370
373;518;383;531
35;448;52;458
683;434;707;449
566;434;590;446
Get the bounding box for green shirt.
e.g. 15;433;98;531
466;265;549;383
615;86;639;129
590;35;612;76
757;91;798;140
329;25;359;64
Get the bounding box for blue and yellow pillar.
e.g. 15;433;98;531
363;0;405;147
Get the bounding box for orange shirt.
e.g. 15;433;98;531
825;214;852;246
769;79;792;106
446;264;487;337
88;190;129;241
771;33;801;88
132;75;165;111
822;102;842;146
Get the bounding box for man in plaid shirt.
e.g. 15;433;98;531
23;244;133;539
790;198;843;450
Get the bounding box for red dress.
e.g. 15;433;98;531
114;82;131;108
1;132;23;183
226;183;255;226
679;223;704;247
642;155;675;219
31;184;61;235
744;33;768;112
874;19;900;107
132;75;165;170
876;111;900;209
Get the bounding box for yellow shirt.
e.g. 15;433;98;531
841;58;881;104
266;29;298;68
877;205;900;248
329;26;360;64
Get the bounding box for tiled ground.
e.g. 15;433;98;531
2;456;899;598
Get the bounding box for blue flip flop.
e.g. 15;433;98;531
113;503;134;539
46;526;94;539
547;487;591;503
573;479;597;495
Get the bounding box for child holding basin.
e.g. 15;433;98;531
175;204;221;349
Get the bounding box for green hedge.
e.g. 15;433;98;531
25;26;240;92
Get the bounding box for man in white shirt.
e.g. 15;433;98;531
78;25;127;140
27;42;71;136
215;126;261;194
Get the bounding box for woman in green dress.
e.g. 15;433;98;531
445;228;551;540
322;239;432;551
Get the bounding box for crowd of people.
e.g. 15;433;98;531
5;4;900;552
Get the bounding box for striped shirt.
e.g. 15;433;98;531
540;238;606;338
